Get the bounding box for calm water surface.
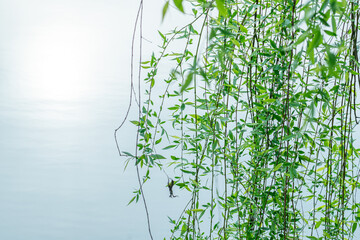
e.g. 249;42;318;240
0;0;186;239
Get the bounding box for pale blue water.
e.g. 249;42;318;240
0;0;186;239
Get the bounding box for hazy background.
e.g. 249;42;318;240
0;0;189;239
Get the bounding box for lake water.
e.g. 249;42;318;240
0;0;188;239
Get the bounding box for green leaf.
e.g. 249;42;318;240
173;0;184;13
327;52;336;69
312;27;323;48
316;166;327;172
163;145;177;150
295;31;309;45
306;236;320;240
330;0;337;13
324;30;337;36
199;67;209;85
231;38;240;48
273;163;283;172
180;103;185;111
319;17;329;26
289;167;297;178
209;28;217;39
130;120;140;126
255;84;266;92
308;46;315;64
239;24;248;33
283;134;296;141
307;27;322;64
122;151;134;157
127;196;137;205
158;31;166;41
263;99;276;105
270;39;277;49
151;154;166;160
215;0;228;17
331;15;337;33
189;209;204;212
180;72;194;92
181;223;187;235
352;222;358;233
253;102;265;109
184;185;191;192
323;231;331;238
144;133;150;143
320;0;329;12
162;1;170;21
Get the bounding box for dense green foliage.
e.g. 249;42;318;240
118;0;360;239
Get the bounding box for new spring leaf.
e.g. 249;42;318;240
173;0;184;13
216;0;228;17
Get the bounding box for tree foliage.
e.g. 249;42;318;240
117;0;360;239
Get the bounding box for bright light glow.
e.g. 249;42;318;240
22;23;96;101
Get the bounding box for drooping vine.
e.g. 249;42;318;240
116;0;360;239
